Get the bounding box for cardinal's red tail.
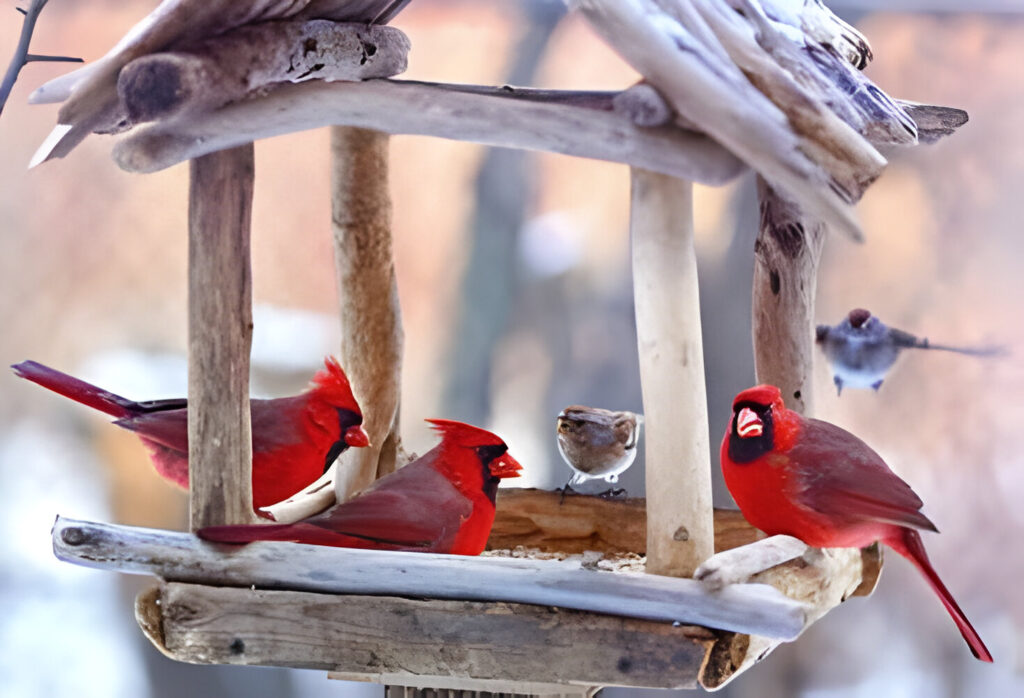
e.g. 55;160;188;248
11;361;138;419
888;528;993;663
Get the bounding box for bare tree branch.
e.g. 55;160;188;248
1;0;82;118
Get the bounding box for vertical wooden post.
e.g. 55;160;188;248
752;177;826;417
187;144;257;530
331;126;404;501
631;169;714;577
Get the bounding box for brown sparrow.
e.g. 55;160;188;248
556;406;642;495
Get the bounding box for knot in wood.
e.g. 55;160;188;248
673;526;690;541
61;527;87;547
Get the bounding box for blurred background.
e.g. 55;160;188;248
1;0;1023;696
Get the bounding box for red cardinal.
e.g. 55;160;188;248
721;385;992;662
199;419;522;555
11;357;369;510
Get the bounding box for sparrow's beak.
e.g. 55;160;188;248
736;408;763;439
344;424;371;448
489;452;523;479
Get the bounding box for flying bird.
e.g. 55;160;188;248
721;384;992;662
556;405;642;496
11;356;369;510
816;308;1005;394
199;419;522;555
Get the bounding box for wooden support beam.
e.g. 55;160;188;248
135;582;716;690
631;170;713;577
331;127;403;499
187;145;257;529
752;177;827;416
110;80;745;185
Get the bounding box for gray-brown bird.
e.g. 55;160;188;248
556;406;642;496
816;308;1005;394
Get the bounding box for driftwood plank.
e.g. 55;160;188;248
137;582;715;689
187;145;257;529
52;515;808;639
488;489;762;555
110;80;745;185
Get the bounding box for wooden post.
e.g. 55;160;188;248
752;177;826;416
331;126;403;500
631;169;714;577
187;144;257;529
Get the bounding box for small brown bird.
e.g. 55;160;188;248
556;406;642;496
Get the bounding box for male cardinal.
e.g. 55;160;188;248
199;419;522;555
722;385;992;662
11;357;369;510
556;406;642;496
817;308;1004;394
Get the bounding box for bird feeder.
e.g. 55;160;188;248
31;0;967;693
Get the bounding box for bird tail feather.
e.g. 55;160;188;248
888;528;993;662
11;361;138;419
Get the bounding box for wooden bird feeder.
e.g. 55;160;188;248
32;0;967;693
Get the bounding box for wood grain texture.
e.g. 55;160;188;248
571;0;871;241
117;21;410;124
752;177;827;416
488;489;764;555
52;516;809;639
630;171;713;578
700;543;880;690
331;126;403;496
111;79;744;185
137;582;716;689
187;145;257;530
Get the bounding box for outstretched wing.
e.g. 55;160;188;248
790;418;937;532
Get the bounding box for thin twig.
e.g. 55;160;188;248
1;0;82;118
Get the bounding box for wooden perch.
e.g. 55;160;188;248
487;489;764;555
187;145;257;529
117;21;410;124
571;0;876;241
137;582;716;690
698;537;883;690
52;516;809;639
630;171;713;577
111;79;745;184
332;126;403;497
751;178;826;416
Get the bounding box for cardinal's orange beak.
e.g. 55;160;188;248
736;408;763;439
344;424;371;448
489;452;523;479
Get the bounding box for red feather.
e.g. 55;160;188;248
11;357;367;510
721;385;992;662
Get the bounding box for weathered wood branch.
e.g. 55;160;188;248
28;0;414;161
187;145;257;529
487;489;764;555
752;178;827;416
52;516;809;639
332;126;403;496
571;0;873;241
698;538;883;690
137;582;716;690
110;79;745;184
117;21;410;124
631;171;713;577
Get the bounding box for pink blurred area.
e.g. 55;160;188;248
1;2;1023;697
